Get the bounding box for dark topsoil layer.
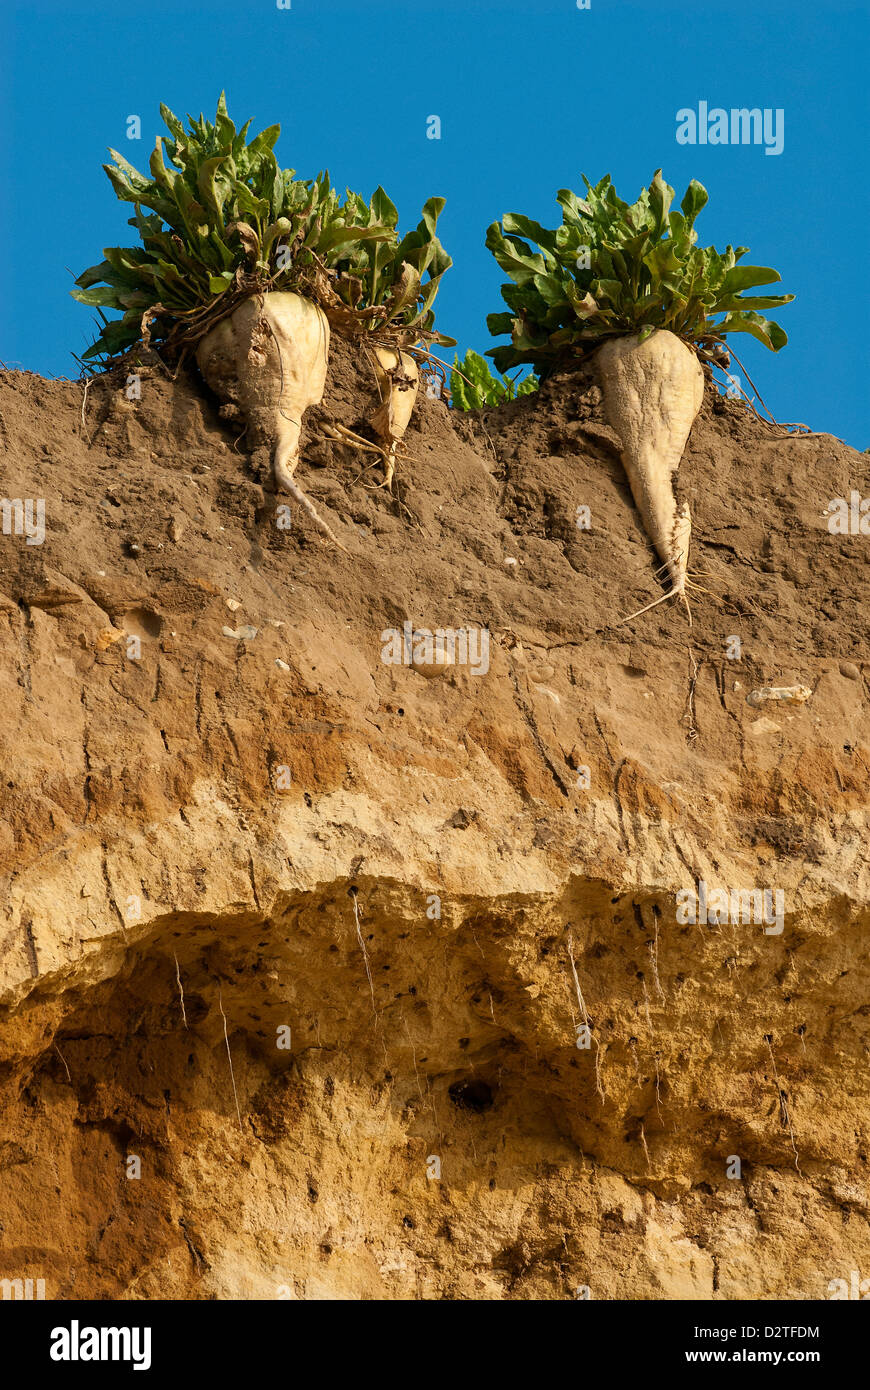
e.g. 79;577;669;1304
0;336;867;671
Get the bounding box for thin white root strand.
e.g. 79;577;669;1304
218;988;244;1134
80;378;91;447
322;422;396;491
566;932;589;1026
174;952;188;1029
274;449;349;554
322;421;406;491
616;569;713;627
323;421;388;461
594;1041;606;1103
616;498;695;626
280;474;349;554
616;583;688;627
351;888;376;1014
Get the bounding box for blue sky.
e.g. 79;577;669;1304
1;0;868;445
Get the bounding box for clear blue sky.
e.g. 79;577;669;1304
1;0;868;445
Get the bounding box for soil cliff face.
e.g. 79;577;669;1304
0;342;868;1300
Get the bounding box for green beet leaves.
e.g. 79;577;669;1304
485;170;794;374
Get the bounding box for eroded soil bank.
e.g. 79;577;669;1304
0;341;868;1298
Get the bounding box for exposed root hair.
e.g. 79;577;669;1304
615;501;717;628
274;444;349;553
616;583;688;628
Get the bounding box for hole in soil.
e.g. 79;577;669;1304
121;606;163;640
449;1079;494;1113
